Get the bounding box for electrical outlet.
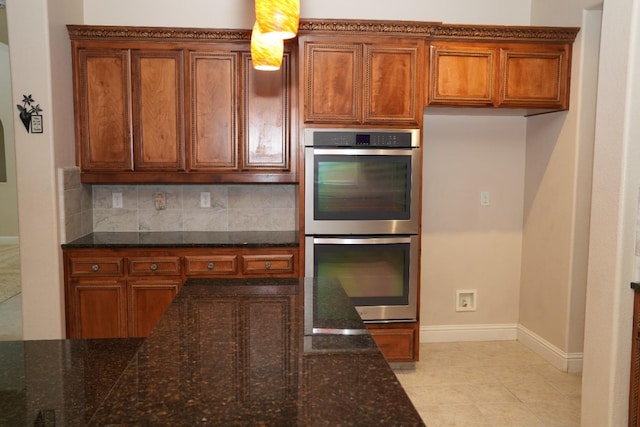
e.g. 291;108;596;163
200;192;211;208
112;192;123;209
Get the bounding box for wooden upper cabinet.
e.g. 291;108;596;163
68;25;297;183
427;41;572;111
364;44;421;124
75;49;133;172
498;44;570;109
428;43;496;106
302;37;422;126
132;50;185;171
187;50;238;171
304;42;360;123
242;51;292;171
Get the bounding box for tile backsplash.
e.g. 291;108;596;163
60;167;298;240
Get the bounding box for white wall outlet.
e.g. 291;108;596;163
200;192;211;208
112;192;123;209
480;191;490;206
456;290;477;312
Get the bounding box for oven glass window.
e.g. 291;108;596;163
314;242;409;307
314;154;411;220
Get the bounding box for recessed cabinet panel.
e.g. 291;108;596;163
499;46;569;109
132;51;185;171
72;279;127;338
77;49;133;171
242;52;290;170
188;51;238;171
304;42;360;123
364;44;421;124
428;45;495;106
128;279;180;337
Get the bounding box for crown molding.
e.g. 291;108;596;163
67;20;580;44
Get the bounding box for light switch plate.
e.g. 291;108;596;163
112;192;123;209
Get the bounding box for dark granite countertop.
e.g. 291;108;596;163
62;231;299;249
0;277;424;426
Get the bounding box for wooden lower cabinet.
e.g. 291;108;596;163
68;279;128;339
63;246;299;339
128;279;181;337
367;323;419;363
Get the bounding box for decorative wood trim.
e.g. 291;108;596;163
67;25;252;41
68;21;580;43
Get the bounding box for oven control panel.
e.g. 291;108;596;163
305;129;419;148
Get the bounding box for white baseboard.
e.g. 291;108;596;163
0;236;19;244
419;323;583;373
420;323;518;343
517;325;583;373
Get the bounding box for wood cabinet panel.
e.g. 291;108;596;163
184;254;238;276
498;45;569;109
428;44;495;106
69;257;124;276
367;324;417;362
132;50;185;171
128;256;182;276
188;51;238;171
70;279;127;339
242;52;291;170
364;44;421;124
128;279;180;337
304;42;360;123
76;49;132;171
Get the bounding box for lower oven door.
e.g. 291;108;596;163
305;235;419;322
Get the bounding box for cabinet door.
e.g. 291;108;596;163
131;50;185;171
128;279;181;337
428;43;496;106
241;51;291;171
188;51;239;171
368;327;416;363
69;279;127;339
75;49;133;172
364;43;422;125
498;44;570;109
303;41;361;124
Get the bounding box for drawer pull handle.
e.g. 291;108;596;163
150;263;158;271
265;261;271;270
207;262;214;270
92;264;99;272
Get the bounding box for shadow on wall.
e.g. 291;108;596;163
0;120;6;182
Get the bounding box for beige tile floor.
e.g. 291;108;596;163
392;341;582;427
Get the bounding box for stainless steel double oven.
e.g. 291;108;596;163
304;128;421;322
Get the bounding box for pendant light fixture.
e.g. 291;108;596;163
251;21;284;71
255;0;300;40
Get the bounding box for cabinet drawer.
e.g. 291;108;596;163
184;255;238;276
241;254;294;275
69;257;124;277
128;257;182;276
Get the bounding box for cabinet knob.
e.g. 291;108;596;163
150;263;158;271
207;262;214;270
265;261;271;270
92;264;99;272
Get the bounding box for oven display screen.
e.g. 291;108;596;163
355;134;370;145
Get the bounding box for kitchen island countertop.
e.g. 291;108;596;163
0;277;424;426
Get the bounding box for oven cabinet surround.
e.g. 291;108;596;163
427;40;573;111
67;25;296;184
63;241;299;339
300;35;424;127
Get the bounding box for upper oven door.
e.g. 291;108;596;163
305;147;421;235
